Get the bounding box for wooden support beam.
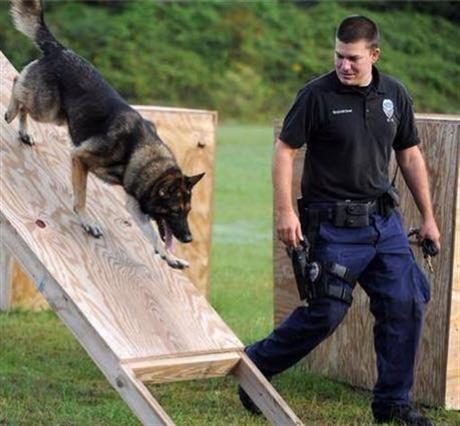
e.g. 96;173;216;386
0;244;13;311
126;351;241;384
232;353;303;426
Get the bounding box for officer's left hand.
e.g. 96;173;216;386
419;217;441;251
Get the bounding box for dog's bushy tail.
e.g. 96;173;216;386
10;0;63;55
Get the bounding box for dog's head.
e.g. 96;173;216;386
140;168;205;244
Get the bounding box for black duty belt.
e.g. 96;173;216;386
301;197;395;228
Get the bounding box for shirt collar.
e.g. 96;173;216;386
332;66;387;95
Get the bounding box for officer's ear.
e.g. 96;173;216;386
370;47;380;63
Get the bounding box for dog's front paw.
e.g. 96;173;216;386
166;255;189;270
19;131;34;146
81;222;103;238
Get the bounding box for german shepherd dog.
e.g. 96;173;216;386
5;0;205;269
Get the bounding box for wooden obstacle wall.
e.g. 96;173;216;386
0;51;302;425
273;115;460;409
1;60;216;310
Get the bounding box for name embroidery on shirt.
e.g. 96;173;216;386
332;109;353;115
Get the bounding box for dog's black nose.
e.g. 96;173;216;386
181;233;192;243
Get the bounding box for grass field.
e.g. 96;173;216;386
1;124;459;425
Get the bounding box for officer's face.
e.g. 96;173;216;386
334;39;380;86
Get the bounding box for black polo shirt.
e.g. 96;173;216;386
279;67;420;201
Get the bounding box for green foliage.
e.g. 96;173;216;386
0;1;458;121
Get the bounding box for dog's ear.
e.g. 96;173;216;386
186;172;205;189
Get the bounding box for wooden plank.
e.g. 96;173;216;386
0;51;242;360
273;116;460;408
11;259;49;310
126;351;241;384
0;215;174;426
445;148;460;409
232;353;303;426
0;245;13;311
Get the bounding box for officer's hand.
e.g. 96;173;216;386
419;217;441;251
276;210;303;247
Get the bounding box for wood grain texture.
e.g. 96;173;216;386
127;351;241;384
0;51;242;362
445;150;460;409
273;116;460;408
11;259;49;310
0;245;13;310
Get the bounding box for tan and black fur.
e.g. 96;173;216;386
5;0;204;269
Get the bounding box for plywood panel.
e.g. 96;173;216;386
446;154;460;409
273;115;460;407
11;260;49;310
0;51;242;362
126;351;241;384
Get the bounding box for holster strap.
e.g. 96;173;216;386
311;262;356;306
318;282;354;305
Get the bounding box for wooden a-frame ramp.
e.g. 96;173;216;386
0;52;302;425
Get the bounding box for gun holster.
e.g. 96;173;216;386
286;240;316;301
286;238;355;305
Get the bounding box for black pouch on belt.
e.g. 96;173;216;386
334;201;370;227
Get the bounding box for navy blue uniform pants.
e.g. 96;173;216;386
246;210;430;406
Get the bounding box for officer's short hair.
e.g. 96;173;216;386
336;15;380;48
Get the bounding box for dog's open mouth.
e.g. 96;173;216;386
157;219;173;252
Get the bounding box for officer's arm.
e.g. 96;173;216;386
395;145;441;248
273;138;302;246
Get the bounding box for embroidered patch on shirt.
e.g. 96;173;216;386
382;99;394;121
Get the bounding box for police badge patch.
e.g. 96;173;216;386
382;99;394;122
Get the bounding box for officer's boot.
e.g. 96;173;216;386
372;403;435;425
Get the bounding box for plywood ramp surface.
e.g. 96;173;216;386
0;51;242;363
1;51;303;425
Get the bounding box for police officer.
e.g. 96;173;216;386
239;15;441;426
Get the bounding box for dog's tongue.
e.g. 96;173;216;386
165;225;174;252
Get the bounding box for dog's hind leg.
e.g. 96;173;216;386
4;77;20;124
18;106;34;145
71;147;103;238
125;195;189;269
5;76;34;145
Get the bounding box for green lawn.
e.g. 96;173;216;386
1;124;459;425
